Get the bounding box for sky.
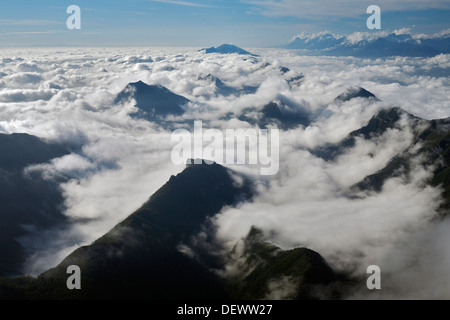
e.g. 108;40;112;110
0;0;449;47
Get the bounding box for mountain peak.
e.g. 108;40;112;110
201;44;257;56
9;162;254;299
227;226;338;299
114;80;189;120
102;160;252;242
240;100;310;130
335;87;379;102
130;80;148;87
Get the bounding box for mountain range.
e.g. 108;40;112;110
286;32;450;57
0;160;348;300
0;85;449;299
115;77;305;128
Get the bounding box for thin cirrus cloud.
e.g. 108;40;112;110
243;0;450;18
149;0;221;8
0;19;62;26
4;30;64;35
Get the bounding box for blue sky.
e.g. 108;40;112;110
0;0;449;47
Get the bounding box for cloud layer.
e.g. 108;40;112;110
0;47;449;298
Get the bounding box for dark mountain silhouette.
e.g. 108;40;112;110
314;107;417;161
240;100;310;130
0;161;346;300
201;44;257;56
280;66;290;74
312;105;450;215
0;134;68;171
197;74;258;97
226;227;344;300
114;81;189;121
353;115;450;214
0;133;69;277
0;161;254;299
334;87;379;102
287;74;304;87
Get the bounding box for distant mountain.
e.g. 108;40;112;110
334;87;379;102
197;74;258;97
114;81;189;121
0;133;69;277
240;100;310;130
287;33;346;51
418;37;450;54
286;32;450;57
334;37;439;58
280;66;290;74
200;44;258;56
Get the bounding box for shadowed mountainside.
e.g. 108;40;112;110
0;133;69;277
114;80;189;121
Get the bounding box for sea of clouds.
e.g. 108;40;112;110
0;47;449;298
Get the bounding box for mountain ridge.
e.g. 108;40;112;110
0;161;254;299
286;32;450;57
114;80;189;121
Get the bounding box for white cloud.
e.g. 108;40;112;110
291;27;443;46
149;0;219;8
0;89;55;102
345;31;390;44
3;72;43;88
0;47;448;300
